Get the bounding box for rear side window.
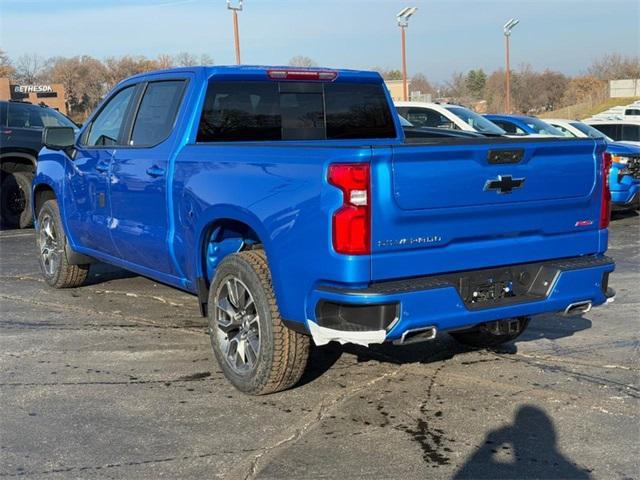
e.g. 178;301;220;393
8;103;43;128
130;80;185;146
197;80;395;142
591;124;619;140
621;124;640;141
325;83;395;139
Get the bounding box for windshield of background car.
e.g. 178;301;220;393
398;115;413;127
40;108;77;128
444;106;506;135
570;122;613;141
523;117;564;136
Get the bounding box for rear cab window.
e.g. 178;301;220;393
197;80;396;142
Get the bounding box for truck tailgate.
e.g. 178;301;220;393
370;138;607;281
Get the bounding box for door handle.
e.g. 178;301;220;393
146;165;165;177
95;161;109;173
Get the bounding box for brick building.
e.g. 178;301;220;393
0;78;67;114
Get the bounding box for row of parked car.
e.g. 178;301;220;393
396;101;640;210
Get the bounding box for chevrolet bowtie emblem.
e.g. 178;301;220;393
484;175;525;194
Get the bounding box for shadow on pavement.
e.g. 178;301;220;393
297;311;593;387
453;405;591;479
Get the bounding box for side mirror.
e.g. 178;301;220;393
43;126;75;150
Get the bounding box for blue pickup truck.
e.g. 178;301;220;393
33;66;615;394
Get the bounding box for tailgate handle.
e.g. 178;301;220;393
488;149;524;164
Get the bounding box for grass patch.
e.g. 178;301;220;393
540;97;640;120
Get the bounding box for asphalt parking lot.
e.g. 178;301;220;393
1;213;638;480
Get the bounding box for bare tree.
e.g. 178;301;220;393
371;67;402;80
13;53;46;83
174;52;198;67
47;55;108;120
156;54;174;69
563;75;606;105
103;55;158;88
288;55;317;67
410;73;435;96
199;53;214;65
587;54;640;81
0;49;14;78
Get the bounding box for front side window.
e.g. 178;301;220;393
197;80;396;142
86;86;136;146
130;81;185;146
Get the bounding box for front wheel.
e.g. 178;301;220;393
449;317;530;348
208;250;310;395
1;171;34;229
36;199;90;288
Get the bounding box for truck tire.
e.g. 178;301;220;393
1;171;34;229
36;199;89;288
449;317;530;348
208;249;310;395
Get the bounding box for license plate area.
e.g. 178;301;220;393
446;264;559;309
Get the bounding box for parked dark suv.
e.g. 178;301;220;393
0;100;77;228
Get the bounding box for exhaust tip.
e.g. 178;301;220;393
395;326;437;345
562;301;592;316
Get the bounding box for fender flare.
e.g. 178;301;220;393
193;204;273;282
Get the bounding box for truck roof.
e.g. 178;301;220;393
125;65;384;83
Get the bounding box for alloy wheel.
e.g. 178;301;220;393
214;276;261;374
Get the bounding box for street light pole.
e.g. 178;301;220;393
397;7;417;102
227;0;243;65
503;18;519;113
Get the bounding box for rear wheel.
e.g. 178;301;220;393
449;317;530;348
36;199;89;288
1;171;34;229
208;250;310;395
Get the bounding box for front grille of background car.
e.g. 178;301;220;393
628;156;640;179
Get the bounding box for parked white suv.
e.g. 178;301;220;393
394;101;506;136
585;120;640;145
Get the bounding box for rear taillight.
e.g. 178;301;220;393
328;163;370;255
600;152;612;229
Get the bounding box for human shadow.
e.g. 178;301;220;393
454;405;591;479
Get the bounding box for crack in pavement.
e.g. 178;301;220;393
226;367;404;480
0;294;206;336
0;448;258;478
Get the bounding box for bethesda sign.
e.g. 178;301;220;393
13;85;53;93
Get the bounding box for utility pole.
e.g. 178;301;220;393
227;0;243;65
397;7;417;101
503;18;519;113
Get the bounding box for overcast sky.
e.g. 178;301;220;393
0;0;638;82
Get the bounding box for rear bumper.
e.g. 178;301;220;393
304;255;615;343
